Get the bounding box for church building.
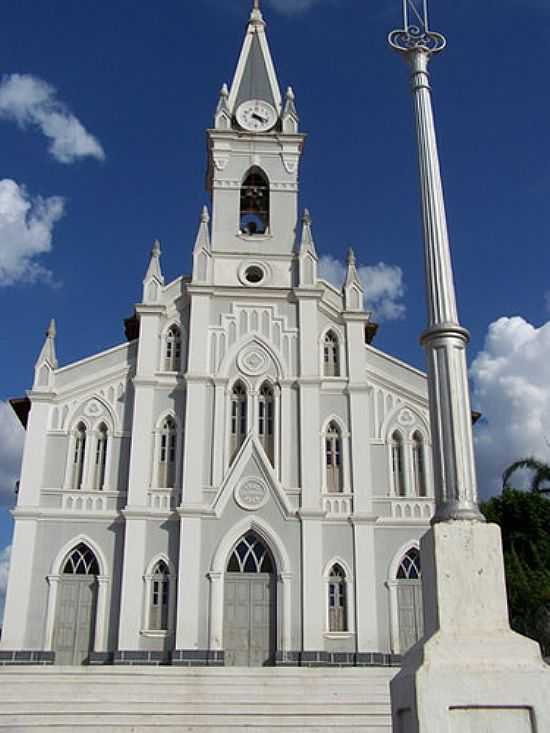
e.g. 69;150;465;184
2;2;433;668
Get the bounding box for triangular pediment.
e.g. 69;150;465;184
212;433;293;519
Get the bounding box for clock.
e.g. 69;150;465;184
236;100;277;132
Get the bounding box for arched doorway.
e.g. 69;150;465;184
223;532;276;666
396;547;423;654
53;543;99;665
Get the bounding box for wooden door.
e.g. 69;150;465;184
54;577;97;665
397;580;423;654
223;574;275;667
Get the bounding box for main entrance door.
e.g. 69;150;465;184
223;533;276;667
53;543;99;665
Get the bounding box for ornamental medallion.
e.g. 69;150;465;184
238;346;269;376
235;478;268;511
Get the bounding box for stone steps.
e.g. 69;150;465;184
0;666;396;732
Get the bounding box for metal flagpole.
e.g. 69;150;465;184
388;1;484;523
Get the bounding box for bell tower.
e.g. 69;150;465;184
201;1;306;288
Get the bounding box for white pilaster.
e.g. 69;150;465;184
300;516;324;650
0;519;38;648
176;516;202;650
353;522;380;652
117;518;147;650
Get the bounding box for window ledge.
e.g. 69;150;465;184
324;632;355;640
140;629;172;639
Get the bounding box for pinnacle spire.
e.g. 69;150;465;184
344;246;364;312
299;208;316;254
194;205;211;253
144;238;164;284
35;318;58;371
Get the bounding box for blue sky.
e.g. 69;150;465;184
2;0;550;615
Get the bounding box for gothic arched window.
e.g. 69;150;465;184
397;548;421;580
258;382;274;464
240;167;269;235
325;421;343;493
231;382;247;460
63;543;99;575
323;331;340;377
391;431;405;497
158;417;177;488
227;533;274;574
72;422;87;490
412;431;427;497
164;326;182;372
328;563;347;632
149;560;170;631
92;423;108;490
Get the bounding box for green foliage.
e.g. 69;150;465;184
502;457;550;494
481;489;550;656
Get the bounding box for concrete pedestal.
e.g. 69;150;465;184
391;521;550;732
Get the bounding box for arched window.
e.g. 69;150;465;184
158;417;177;488
164;326;182;372
325;422;343;493
391;431;405;497
92;423;108;490
231;382;247;460
323;331;340;377
227;533;274;574
328;564;347;632
397;547;421;580
63;543;100;575
149;560;170;631
412;431;427;497
72;422;87;490
258;382;274;464
240;167;269;235
395;547;423;654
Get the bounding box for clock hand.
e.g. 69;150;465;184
252;112;268;123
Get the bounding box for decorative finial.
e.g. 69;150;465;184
286;86;295;101
152;239;161;257
201;205;210;224
250;0;264;23
47;318;56;339
347;247;356;266
303;208;311;225
388;0;446;54
220;83;229;98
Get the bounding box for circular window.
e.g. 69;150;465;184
245;266;264;284
238;261;271;287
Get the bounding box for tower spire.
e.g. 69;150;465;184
227;0;282;115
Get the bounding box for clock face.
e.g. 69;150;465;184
236;100;277;132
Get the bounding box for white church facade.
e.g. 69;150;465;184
1;3;433;668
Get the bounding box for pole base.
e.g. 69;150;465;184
391;521;550;732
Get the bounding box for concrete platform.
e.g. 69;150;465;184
0;666;396;731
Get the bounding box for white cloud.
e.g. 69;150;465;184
0;545;12;625
0;179;64;286
318;254;406;321
0;74;105;164
470;316;550;497
0;402;24;506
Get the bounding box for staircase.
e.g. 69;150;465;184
0;666;396;732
